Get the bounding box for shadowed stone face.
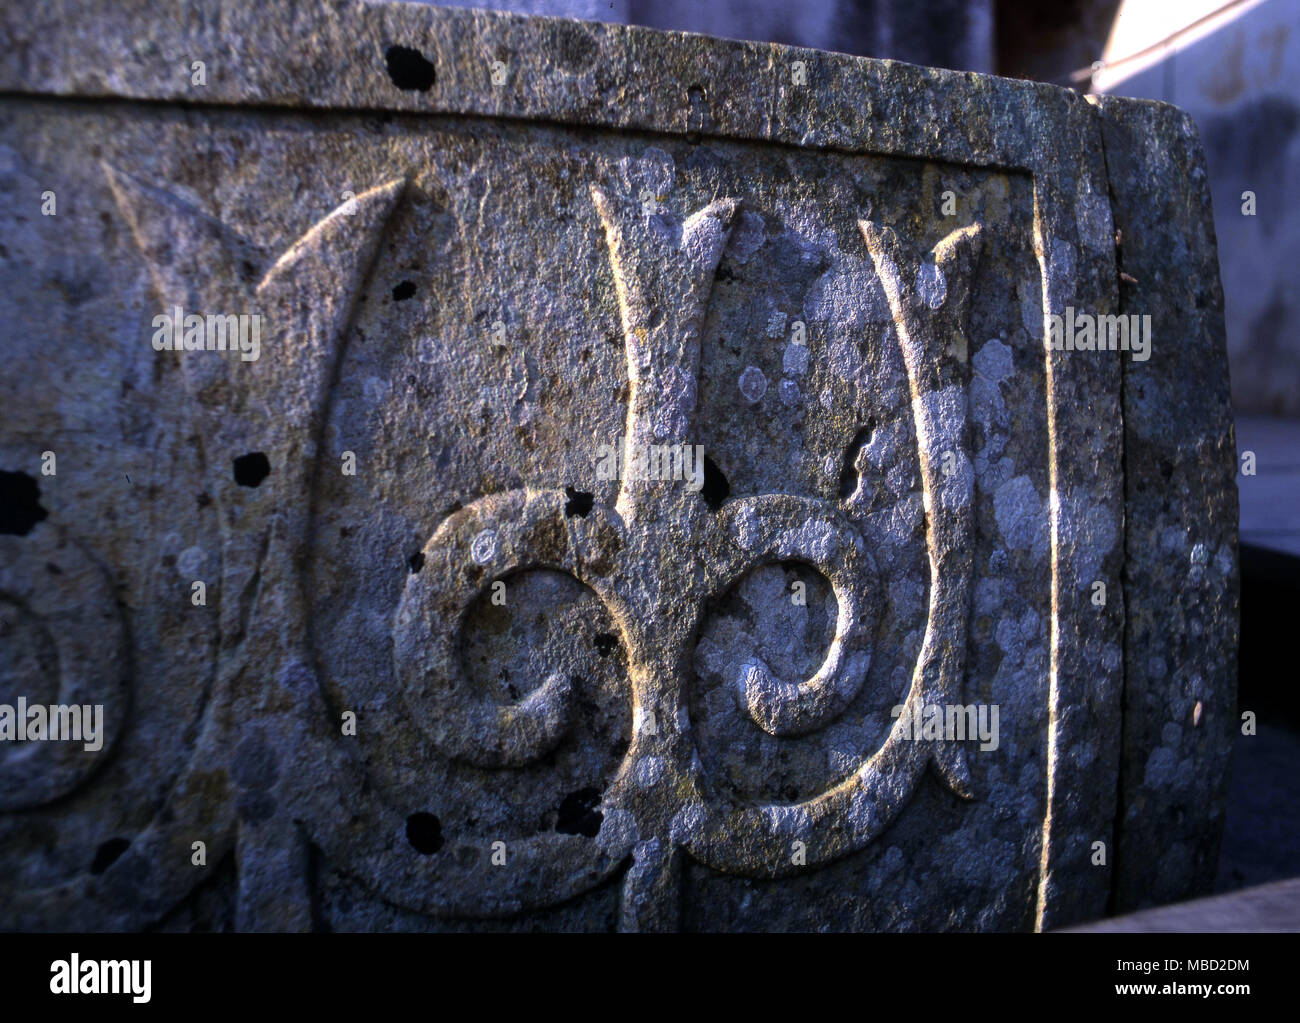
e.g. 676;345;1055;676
0;1;1235;932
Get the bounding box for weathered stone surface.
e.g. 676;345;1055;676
0;1;1235;931
1095;95;1239;915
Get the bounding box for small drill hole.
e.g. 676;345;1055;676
556;787;603;838
233;452;271;488
385;45;436;91
564;486;594;518
0;470;48;536
838;421;876;499
699;457;730;511
405;812;444;854
90;837;130;875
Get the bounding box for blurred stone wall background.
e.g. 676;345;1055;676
1087;0;1298;419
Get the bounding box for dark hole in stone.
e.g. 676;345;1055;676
593;632;618;657
556;787;603;838
699;456;730;511
392;280;416;301
233;452;271;488
0;470;48;536
385;45;436;91
46;562;62;575
838;421;876;499
405;812;444;854
90;837;130;875
564;486;594;518
408;550;425;574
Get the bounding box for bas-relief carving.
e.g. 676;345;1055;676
0;0;1234;938
2;141;1036;932
93;165;985;930
0;531;128;811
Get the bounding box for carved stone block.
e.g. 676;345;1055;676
0;1;1236;931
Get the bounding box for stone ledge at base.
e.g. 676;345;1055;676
1064;876;1300;933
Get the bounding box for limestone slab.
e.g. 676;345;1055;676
0;0;1235;931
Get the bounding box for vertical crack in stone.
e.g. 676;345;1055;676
1086;95;1132;920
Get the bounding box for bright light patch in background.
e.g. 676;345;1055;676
1092;0;1268;91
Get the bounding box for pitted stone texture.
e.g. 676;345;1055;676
0;0;1232;932
1094;95;1239;914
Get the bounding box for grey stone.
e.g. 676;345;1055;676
1095;95;1239;915
0;0;1235;932
1065;876;1300;934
